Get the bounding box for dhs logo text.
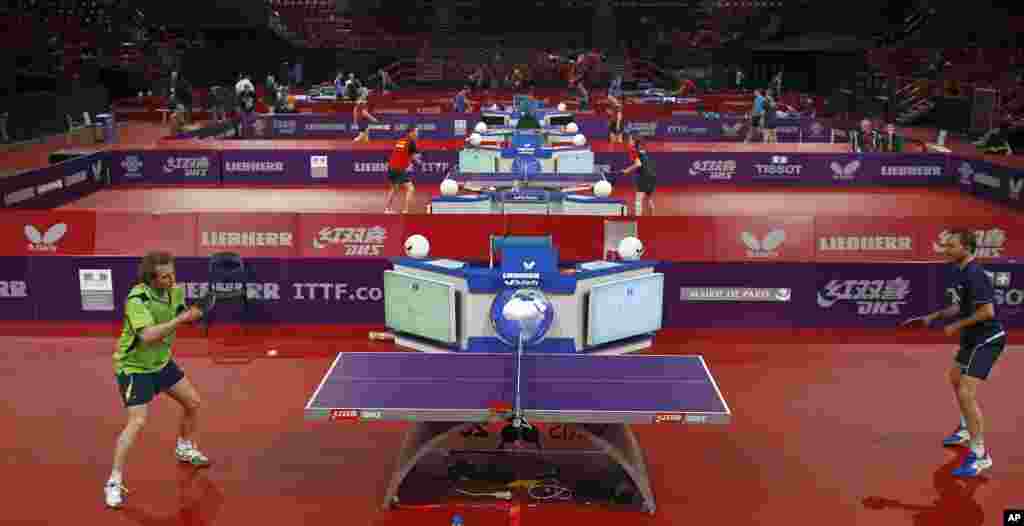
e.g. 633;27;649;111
817;278;911;315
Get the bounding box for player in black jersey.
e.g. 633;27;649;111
903;228;1005;477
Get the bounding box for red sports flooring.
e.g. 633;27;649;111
61;184;1014;219
1;331;1021;526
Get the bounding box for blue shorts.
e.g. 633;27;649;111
955;328;1007;380
116;359;185;407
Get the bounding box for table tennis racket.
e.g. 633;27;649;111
900;315;930;327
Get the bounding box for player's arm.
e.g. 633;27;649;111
622;157;642;175
923;304;960;324
127;297;197;345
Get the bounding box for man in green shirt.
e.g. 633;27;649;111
105;251;208;508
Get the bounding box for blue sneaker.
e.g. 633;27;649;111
952;451;993;478
942;426;970;447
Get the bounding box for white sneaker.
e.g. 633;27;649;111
176;445;211;466
104;481;127;508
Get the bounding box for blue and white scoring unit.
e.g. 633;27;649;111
384;233;661;355
430;96;624;215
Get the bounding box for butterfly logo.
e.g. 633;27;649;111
25;223;68;252
522;259;537;271
741;229;786;257
830;160;860;179
958;162;983;186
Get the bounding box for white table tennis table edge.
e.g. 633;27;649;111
698;355;732;416
304;352;344;411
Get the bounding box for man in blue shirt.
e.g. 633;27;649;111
744;89;765;143
903;228;1006;477
452;87;475;113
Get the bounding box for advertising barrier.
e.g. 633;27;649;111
953;156;1024;210
8;256;1024;329
241;113;830;143
106;148;959;187
0;153;109;209
9;211;1024;263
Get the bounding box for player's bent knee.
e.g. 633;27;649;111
184;396;201;412
956;382;976;401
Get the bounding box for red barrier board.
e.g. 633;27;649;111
813;217;927;262
636;216;717;262
919;216;1024;261
94;212;198;257
0;210;97;256
195;213;300;258
712;216;815;262
410;215;506;260
499;215;604;262
297;214;406;259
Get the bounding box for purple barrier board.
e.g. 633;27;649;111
953;156;1024;210
240;113;832;142
592;152;951;186
110;150;146;184
250;113;471;140
660;263;809;328
141;150;222;185
1;154;109;209
807;263;935;328
620;117;831;143
16;258;1024;329
26;257;390;325
220;149;456;185
0;257;34;320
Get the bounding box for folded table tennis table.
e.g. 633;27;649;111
305;352;731;513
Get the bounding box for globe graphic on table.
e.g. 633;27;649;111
490;288;555;347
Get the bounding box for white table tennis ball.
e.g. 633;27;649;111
440;179;459;196
593;180;612;198
469;133;482;146
557;103;567;112
565;122;579;134
572;134;586;146
474;122;487;134
404;234;430;258
617;236;644;261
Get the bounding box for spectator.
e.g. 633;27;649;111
453;87;475;113
744;89;765;143
850;118;878;153
975;122;1013;155
173;72;193;125
234;73;256;137
378;69;395;93
264;75;278;114
879;123;905;153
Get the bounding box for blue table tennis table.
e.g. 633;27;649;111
305;352;731;513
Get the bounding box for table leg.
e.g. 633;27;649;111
578;424;657;514
381;422;474;510
380;422;657;513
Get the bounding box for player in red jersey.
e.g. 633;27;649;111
384;127;420;214
352;87;380;143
